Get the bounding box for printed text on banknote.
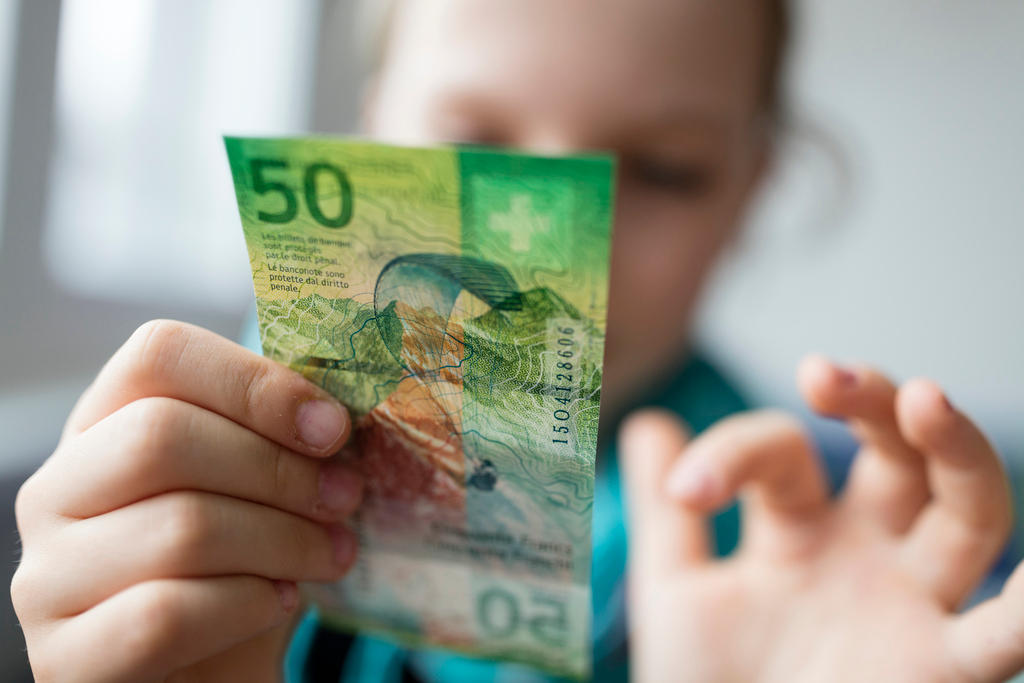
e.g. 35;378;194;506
226;137;613;678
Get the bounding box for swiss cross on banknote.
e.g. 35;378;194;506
226;137;613;678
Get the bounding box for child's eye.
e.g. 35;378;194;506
622;156;716;197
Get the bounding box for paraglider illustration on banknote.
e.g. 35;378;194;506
226;136;613;678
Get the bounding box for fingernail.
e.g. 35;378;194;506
666;461;717;504
273;580;298;612
318;464;363;515
834;365;857;387
329;526;357;569
296;399;347;451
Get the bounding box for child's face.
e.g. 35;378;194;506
368;0;771;411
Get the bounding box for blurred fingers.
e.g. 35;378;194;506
798;355;929;534
896;379;1011;608
665;410;828;555
63;320;350;457
40;576;297;683
620;410;707;575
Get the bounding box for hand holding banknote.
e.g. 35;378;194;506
622;356;1024;683
12;321;363;682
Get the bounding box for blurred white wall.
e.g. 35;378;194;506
697;0;1024;460
45;0;319;311
0;0;339;475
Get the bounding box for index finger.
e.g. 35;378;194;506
65;320;350;457
619;410;708;575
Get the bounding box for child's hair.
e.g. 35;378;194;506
356;0;793;126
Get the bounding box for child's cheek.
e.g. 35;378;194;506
603;187;738;391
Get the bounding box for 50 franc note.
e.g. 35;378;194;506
225;135;614;679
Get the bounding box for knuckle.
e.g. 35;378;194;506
236;359;275;424
10;561;38;619
117;397;190;469
123;582;188;658
14;472;41;530
121;319;194;384
12;458;65;536
160;493;215;560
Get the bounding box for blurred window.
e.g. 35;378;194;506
43;0;319;311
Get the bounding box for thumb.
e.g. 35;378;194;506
948;560;1024;682
619;410;707;576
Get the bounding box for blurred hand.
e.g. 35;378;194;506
622;355;1023;683
12;321;363;683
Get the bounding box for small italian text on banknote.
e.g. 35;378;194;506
225;136;614;678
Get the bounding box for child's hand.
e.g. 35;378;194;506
11;321;363;683
622;356;1023;683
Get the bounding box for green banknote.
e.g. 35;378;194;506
225;136;614;677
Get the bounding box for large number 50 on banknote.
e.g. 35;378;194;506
225;137;613;678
